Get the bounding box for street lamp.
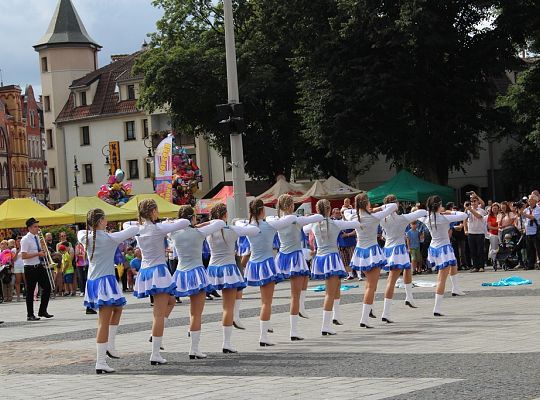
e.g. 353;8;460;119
143;136;154;165
73;155;80;196
222;0;247;219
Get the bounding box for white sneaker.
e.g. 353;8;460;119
189;351;208;359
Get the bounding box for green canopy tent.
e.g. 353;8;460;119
367;170;455;204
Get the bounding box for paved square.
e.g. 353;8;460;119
1;269;540;399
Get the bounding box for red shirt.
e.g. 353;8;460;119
487;214;498;235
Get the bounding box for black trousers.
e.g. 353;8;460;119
468;234;485;269
24;265;51;317
76;265;88;293
526;234;540;268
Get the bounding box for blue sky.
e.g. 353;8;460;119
0;0;163;95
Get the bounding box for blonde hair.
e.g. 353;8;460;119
178;205;195;221
354;192;371;224
316;199;331;238
138;199;157;224
210;203;227;220
249;199;265;225
277;194;294;217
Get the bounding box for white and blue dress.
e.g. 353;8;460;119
419;212;468;270
169;220;226;297
274;214;324;278
131;219;191;298
380;209;427;271
77;226;139;309
236;215;296;286
344;203;398;272
207;223;260;290
303;218;360;280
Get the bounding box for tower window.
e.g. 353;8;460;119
44;96;51;112
46;129;54;149
41;57;48;72
80;126;90;146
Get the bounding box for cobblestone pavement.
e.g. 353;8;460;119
1;269;540;399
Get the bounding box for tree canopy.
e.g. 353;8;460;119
136;0;534;185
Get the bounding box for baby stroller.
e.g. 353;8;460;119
496;227;523;271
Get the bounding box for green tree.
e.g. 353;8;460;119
293;1;521;185
135;0;313;181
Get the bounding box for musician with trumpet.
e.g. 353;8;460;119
21;218;54;321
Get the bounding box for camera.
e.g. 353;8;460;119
513;200;525;209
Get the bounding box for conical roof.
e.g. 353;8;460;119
34;0;101;50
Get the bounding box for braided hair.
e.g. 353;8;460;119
277;194;294;217
249;199;265;226
138;199;158;224
210;202;227;243
383;194;397;222
355;192;371;227
426;195;442;230
85;208;105;261
316;199;331;238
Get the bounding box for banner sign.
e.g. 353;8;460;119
154;135;173;202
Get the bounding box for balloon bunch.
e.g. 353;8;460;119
97;169;133;206
0;249;13;266
172;147;203;206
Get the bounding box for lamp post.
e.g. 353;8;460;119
73;155;80;196
223;0;247;219
143;136;154;165
101;144;111;176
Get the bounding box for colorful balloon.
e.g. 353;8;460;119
115;169;125;183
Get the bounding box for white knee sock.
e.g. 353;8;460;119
382;298;392;320
360;303;372;325
151;336;163;357
332;299;342;321
433;294;444;314
222;325;234;350
107;325;119;356
190;330;201;354
259;320;270;343
96;342;108;366
321;310;334;333
300;290;307;314
404;283;414;301
450;275;465;294
290;314;302;338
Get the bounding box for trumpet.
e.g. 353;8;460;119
38;231;56;293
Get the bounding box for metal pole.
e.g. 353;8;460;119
223;0;247;219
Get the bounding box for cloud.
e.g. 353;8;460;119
0;0;163;94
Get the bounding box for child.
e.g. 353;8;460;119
124;246;135;292
60;244;75;296
406;221;422;274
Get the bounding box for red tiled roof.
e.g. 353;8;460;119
56;50;144;123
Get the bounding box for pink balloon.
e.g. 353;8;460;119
107;175;116;185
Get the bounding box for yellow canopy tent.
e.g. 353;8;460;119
57;196;137;223
0;198;73;228
121;193;181;218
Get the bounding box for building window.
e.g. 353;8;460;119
49;168;56;188
80;126;90;146
142;119;149;139
44;96;51;112
83;164;93;184
125;121;136;141
127;84;135;100
144;159;152;178
46;129;53;149
41;57;48;72
127;160;139;180
80;91;87;106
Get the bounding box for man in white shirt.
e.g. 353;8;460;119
465;193;487;272
21;218;53;321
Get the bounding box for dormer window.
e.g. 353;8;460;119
127;84;135;100
80;91;87;106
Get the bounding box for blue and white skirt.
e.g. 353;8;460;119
275;250;310;278
350;244;387;272
207;263;247;290
245;257;284;286
428;244;457;271
236;236;251;257
133;264;176;298
172;265;213;297
383;244;411;271
84;275;126;310
311;253;347;280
